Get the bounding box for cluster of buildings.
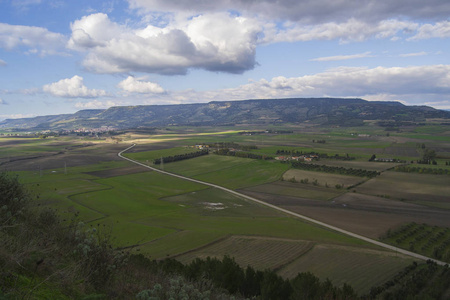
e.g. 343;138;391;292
69;126;117;134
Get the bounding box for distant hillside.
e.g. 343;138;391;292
1;98;449;130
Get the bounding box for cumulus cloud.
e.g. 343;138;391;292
66;1;449;77
0;23;67;55
68;12;260;75
43;75;107;98
409;21;450;40
311;52;373;62
117;76;165;94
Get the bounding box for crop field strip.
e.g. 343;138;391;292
174;235;315;271
278;244;414;294
354;171;450;204
381;223;450;262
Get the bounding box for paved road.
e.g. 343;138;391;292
118;144;447;265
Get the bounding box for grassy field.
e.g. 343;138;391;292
126;152;291;189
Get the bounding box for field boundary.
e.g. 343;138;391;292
118;144;447;266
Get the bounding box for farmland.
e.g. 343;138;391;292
1;120;450;295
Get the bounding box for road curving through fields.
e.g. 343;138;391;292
118;144;447;266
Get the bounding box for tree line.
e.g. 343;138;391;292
208;142;258;151
276;150;355;161
289;162;380;178
145;255;358;300
368;260;450;299
394;165;449;175
215;148;273;160
153;150;208;164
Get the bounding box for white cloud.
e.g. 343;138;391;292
0;23;67;55
43;75;107;98
424;100;450;110
399;51;428;57
311;52;373;62
163;65;450;106
75;100;120;109
262;19;418;44
0;113;35;120
409;21;450;40
68;12;260;74
0;59;6;66
117;76;165;94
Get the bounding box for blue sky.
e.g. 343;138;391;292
1;0;450;120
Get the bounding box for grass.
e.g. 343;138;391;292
124;146;202;163
28;166;365;259
127;152;291;189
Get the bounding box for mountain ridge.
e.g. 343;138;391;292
1;98;449;130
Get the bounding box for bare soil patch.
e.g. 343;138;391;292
355;171;450;203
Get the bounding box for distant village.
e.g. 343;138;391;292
0;126;117;137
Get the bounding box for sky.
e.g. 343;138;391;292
0;0;450;121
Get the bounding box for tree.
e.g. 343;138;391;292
422;149;436;163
